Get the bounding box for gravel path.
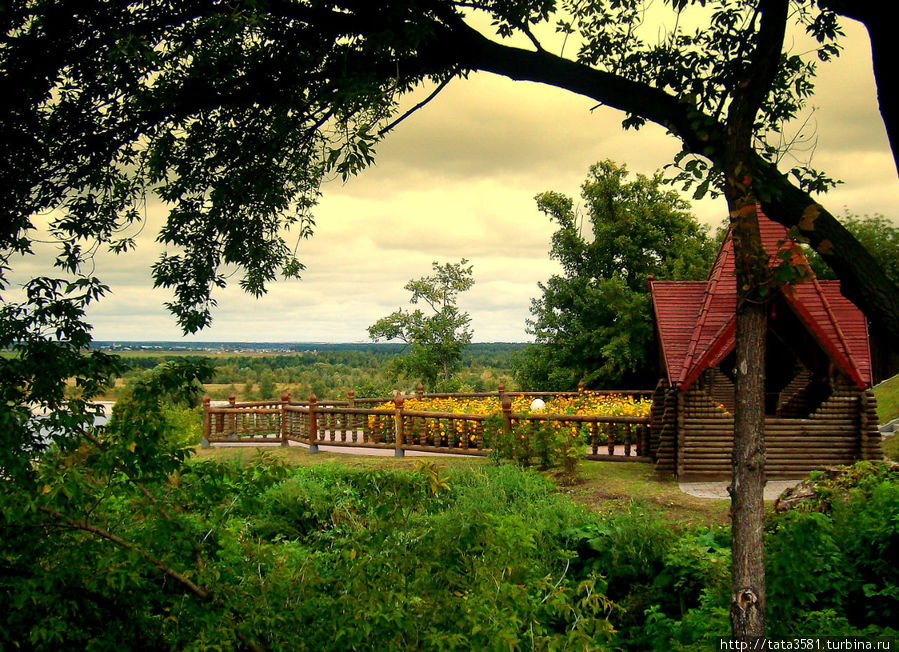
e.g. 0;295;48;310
678;480;798;500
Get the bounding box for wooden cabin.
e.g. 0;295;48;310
648;207;882;480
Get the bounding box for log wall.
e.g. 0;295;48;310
676;372;874;480
860;389;884;461
652;382;678;475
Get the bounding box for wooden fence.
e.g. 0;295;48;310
202;384;652;461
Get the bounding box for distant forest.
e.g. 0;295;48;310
94;342;526;401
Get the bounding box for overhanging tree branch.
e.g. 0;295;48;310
37;505;210;600
728;0;789;139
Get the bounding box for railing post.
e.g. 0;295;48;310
201;396;211;448
498;382;506;409
308;393;319;453
280;391;290;447
347;389;356;440
394;394;405;457
578;380;585;394
226;393;236;437
416;382;424;399
501;390;512;437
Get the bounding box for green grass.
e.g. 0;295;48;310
565;460;730;528
874;374;899;424
193;446;731;529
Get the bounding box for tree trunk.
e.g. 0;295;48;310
727;201;768;639
730;298;767;637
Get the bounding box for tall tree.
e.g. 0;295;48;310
368;259;474;390
516;160;715;390
4;0;899;639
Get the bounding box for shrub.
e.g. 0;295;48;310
766;462;899;637
486;416;587;480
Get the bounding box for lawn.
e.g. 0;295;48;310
874;373;899;424
194;445;732;528
873;374;899;461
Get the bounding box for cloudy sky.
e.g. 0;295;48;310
11;12;899;343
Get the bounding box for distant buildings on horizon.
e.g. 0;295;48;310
91;341;525;354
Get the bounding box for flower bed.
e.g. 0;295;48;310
363;391;651;452
379;391;651;418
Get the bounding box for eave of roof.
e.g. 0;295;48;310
649;280;707;384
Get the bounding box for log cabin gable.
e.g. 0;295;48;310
649;206;872;399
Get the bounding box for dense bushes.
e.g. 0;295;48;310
170;461;622;649
4;415;897;652
3;456;616;650
766;463;899;637
616;461;899;649
486;416;587;479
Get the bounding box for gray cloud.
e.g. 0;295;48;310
11;16;899;344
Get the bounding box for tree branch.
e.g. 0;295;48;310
37;505;210;600
378;73;456;137
727;0;789;141
80;430;174;522
753;156;899;334
436;17;693;139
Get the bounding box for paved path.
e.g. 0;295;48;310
678;480;798;500
211;440;469;457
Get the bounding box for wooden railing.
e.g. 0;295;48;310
202;384;652;460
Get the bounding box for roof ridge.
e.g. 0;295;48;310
677;230;732;385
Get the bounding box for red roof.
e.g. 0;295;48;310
650;205;871;389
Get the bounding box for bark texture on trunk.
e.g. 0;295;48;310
728;203;768;638
730;300;767;637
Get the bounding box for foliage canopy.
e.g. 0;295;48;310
368;259;474;390
516;161;715;390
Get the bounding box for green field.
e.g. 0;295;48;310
47;343;525;402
